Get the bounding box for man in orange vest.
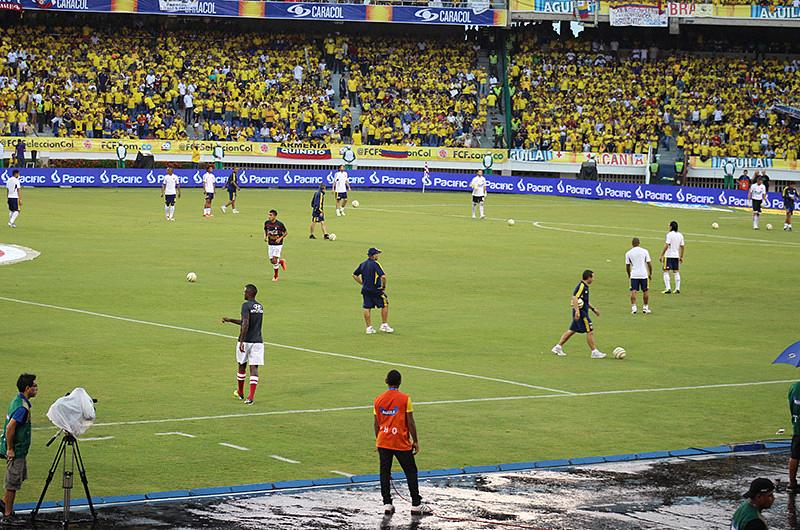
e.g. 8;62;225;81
373;370;431;516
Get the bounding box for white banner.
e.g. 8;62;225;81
609;3;667;26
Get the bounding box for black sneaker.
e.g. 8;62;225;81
788;483;799;493
662;289;672;294
324;234;330;240
309;234;316;239
674;290;680;294
244;399;254;405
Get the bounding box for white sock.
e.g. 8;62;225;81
471;204;476;216
753;214;759;228
674;272;681;291
273;263;279;270
10;211;19;224
165;206;170;217
169;206;175;218
8;211;12;223
479;204;484;216
592;349;601;355
632;305;637;312
663;272;671;290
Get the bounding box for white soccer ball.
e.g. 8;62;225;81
766;223;773;231
507;219;515;226
573;298;584;309
328;233;337;241
711;222;719;230
186;272;197;282
351;200;360;208
613;347;626;360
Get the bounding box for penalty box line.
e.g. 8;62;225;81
0;296;572;396
31;378;798;431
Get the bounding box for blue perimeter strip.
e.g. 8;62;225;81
17;440;791;513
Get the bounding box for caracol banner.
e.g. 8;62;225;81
1;167;789;210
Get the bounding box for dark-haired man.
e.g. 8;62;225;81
353;248;393;334
6;169;21;228
264;210;287;282
731;478;774;530
2;373;38;521
222;285;264;405
551;270;606;359
309;184;330;239
373;370;431;517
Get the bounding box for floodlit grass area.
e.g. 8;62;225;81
1;187;797;502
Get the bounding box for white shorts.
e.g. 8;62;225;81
268;245;283;259
236;342;264;365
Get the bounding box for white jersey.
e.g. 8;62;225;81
664;231;685;258
333;171;349;193
163;174;179;195
202;172;215;193
750;183;767;201
6;176;20;199
625;246;651;279
470;176;487;197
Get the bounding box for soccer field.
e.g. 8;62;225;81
1;187;797;503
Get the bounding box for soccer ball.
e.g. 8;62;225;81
613;347;626;360
328;233;337;241
711;222;719;230
186;272;197;282
572;299;584;309
766;223;773;230
351;200;360;208
507;219;515;226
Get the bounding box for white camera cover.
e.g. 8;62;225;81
46;388;96;436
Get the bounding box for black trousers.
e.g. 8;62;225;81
378;447;421;506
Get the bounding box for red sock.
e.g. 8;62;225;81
237;371;246;396
248;376;259;400
273;267;279;279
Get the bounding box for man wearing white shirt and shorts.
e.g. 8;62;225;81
748;176;767;230
658;220;685;294
333;165;351;217
6;169;21;228
202;165;216;218
625;237;652;314
160;167;181;221
470;169;487;219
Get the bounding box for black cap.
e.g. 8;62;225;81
743;478;775;498
368;247;382;257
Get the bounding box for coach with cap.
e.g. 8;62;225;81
353;248;393;335
731;478;775;530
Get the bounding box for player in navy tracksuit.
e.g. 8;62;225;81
309;184;330;240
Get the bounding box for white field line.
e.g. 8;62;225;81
0;296;571;396
269;455;300;464
79;436;114;441
32;379;797;431
330;470;355;477
219;443;249;451
155;432;196;438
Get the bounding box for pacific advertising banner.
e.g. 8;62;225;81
1;168;786;210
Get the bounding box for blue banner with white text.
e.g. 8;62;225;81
0;168;787;210
265;2;367;21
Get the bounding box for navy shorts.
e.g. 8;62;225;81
164;194;176;206
205;192;214;201
7;198;19;212
793;435;800;459
787;201;795;213
630;278;648;291
569;313;592;334
663;257;680;271
227;187;237;200
752;199;762;213
337;192;348;200
363;291;387;309
312;210;324;222
472;195;484;204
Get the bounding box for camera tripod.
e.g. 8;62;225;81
31;432;97;528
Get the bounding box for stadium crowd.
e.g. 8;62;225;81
509;33;800;159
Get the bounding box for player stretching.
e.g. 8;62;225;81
333;165;351;216
221;168;240;214
6;169;21;228
222;284;264;405
625;237;652;314
783;181;797;231
658;220;685;294
748;176;767;230
160;167;180;221
264;209;287;282
202;165;216;218
470;169;487;219
551;270;606;359
309;184;330;239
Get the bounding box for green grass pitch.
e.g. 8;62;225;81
1;187;797;502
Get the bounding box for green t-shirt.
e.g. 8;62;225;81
731;501;767;530
789;381;800;435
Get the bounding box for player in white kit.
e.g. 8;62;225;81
748;176;767;230
469;169;487;219
625;237;652;314
658;221;685;294
160;167;181;221
202;165;216;218
6;169;21;228
333;165;351;216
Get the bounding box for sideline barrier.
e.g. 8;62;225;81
1;168;790;209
